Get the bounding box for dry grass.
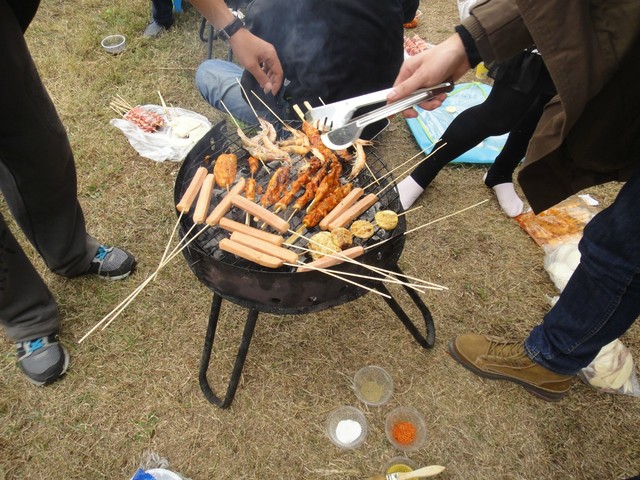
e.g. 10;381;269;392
1;1;639;479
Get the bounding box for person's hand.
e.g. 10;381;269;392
229;29;283;96
387;34;471;117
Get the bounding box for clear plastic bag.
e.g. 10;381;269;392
110;105;212;162
578;340;640;398
543;240;581;293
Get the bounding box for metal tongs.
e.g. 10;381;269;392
305;82;453;150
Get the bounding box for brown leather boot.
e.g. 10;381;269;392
448;334;573;402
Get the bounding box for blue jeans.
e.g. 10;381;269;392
195;59;287;127
525;165;640;375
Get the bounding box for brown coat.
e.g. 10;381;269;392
463;0;640;213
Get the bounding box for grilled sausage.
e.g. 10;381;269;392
219;217;284;246
297;246;365;273
230;232;298;264
219;238;284;269
205;177;246;226
230;195;290;233
176;166;208;213
327;193;378;230
318;187;364;230
193;173;215;224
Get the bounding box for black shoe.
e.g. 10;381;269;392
16;334;69;386
87;245;136;280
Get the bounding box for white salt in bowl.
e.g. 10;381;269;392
353;365;394;406
326;406;368;449
101;34;126;54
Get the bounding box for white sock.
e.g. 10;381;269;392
397;176;424;210
491;182;524;217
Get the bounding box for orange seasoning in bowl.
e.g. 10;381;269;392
392;420;417;445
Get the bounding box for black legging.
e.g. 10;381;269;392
410;80;554;189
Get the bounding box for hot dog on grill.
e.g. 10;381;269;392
319;187;365;230
219;238;284;269
297;246;365;273
193;173;215;224
230;231;298;264
230;195;290;233
205;177;246;226
327;193;378;231
176;166;208;213
219;217;284;246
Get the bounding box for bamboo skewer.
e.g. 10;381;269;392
366;199;490;253
288;243;436;293
363;142;446;191
78;222;211;343
283;262;391;299
157;90;170;119
287;229;447;291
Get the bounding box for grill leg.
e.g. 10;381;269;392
377;265;436;348
199;293;259;408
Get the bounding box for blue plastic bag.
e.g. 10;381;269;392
405;82;509;164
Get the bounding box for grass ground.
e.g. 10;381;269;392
1;1;639;479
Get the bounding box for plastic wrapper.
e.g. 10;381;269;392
578;340;640;397
515;195;600;247
110;105;212;162
543;240;581;293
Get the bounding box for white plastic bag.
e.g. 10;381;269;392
543;240;581;293
110;105;212;162
578;340;640;397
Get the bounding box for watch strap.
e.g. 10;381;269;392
218;17;245;41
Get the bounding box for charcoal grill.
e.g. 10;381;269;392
174;120;435;408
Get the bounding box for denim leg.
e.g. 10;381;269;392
195;59;290;128
151;0;174;27
195;60;263;126
525;165;640;375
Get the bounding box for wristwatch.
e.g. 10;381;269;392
218;17;245;41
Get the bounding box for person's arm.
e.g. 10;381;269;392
387;0;531;116
190;0;283;95
387;34;471;116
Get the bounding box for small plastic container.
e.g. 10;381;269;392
353;365;394;406
326;406;368;449
385;406;428;452
384;456;421;476
101;34;126;54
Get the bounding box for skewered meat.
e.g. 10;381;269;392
245;177;257;202
124;106;164;132
260;166;290;208
213;153;238;189
292;165;327;213
303;183;353;228
247;156;259;176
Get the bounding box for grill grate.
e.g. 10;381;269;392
175;120;405;274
